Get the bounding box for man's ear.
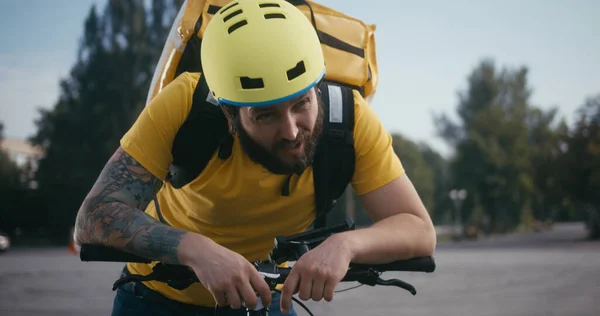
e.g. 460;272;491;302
219;105;236;134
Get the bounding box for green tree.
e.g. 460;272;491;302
420;144;452;224
391;134;435;215
558;94;600;238
526;107;572;222
28;0;183;240
434;59;535;233
0;122;20;188
0;122;28;235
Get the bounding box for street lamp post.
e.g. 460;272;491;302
449;189;468;238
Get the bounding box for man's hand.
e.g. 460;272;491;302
179;233;272;310
279;233;353;314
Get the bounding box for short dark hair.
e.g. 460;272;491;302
220;103;240;120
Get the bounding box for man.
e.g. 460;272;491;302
74;0;436;315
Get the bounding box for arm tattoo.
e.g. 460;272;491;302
76;147;186;264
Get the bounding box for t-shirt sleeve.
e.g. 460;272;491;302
119;72;199;180
350;91;405;195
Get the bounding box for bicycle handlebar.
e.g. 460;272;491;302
80;243;435;296
78;220;436;315
79;244;436;273
80;244;152;263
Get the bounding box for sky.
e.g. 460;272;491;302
1;0;599;158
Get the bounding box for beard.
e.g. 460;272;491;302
236;98;324;175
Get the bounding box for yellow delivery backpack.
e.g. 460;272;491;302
145;0;380;229
146;0;379;105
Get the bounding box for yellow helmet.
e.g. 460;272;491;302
201;0;326;107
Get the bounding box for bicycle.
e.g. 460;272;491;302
79;219;436;315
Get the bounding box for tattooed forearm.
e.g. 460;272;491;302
87;201;186;264
87;148;163;210
75;146;187;264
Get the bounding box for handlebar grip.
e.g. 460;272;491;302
350;256;436;273
79;244;152;263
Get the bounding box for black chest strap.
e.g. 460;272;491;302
313;82;356;228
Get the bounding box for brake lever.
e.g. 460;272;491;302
259;271;282;290
375;277;417;295
254;261;287;290
343;269;418;296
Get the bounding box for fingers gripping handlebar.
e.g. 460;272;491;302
253;257;436;295
81;245;435;296
79;220;436;315
80;220;435;293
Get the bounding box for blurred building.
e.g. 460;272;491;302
0;137;44;189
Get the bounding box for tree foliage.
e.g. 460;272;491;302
24;0;183;240
436;60;548;232
0;122;42;236
557;94;600;238
0;122;21;188
391;134;436;215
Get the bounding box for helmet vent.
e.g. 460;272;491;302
223;9;243;22
286;60;306;81
264;13;286;20
259;3;280;8
220;2;239;14
228;20;248;34
240;76;265;89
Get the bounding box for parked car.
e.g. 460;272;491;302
0;230;11;253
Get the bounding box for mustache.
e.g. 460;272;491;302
272;131;310;152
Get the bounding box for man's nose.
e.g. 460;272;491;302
279;113;299;140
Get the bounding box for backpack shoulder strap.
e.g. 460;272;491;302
166;74;233;189
313;82;356;228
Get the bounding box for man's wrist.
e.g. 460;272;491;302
331;231;359;263
178;232;214;266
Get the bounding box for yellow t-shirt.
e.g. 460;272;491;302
120;72;404;306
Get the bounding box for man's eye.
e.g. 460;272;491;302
256;113;273;122
295;99;309;109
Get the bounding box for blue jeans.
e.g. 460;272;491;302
111;280;297;316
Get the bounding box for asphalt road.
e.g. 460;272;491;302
1;223;598;316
